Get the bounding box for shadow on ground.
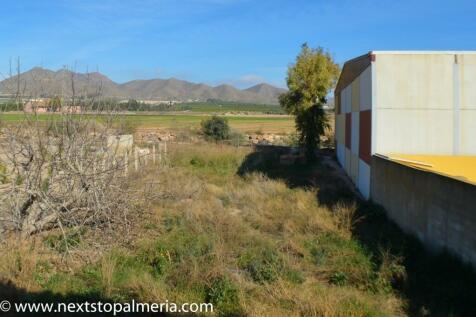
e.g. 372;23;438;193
237;145;356;209
238;145;476;317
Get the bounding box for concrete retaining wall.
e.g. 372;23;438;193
371;156;476;265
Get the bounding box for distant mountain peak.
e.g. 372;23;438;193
246;83;285;91
0;67;287;104
22;67;53;75
29;66;46;71
250;83;273;88
215;84;235;89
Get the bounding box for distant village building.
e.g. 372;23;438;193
23;98;81;113
335;51;476;265
23;99;51;113
62;105;82;113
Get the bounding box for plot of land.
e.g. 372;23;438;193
2;143;475;316
0;113;295;134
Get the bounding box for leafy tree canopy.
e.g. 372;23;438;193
280;44;340;159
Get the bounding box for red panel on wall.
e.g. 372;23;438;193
359;110;372;164
345;113;351;149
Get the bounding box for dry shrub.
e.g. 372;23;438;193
0;143;407;316
0;70;136;240
242;279;404;317
0;114;133;238
333;202;359;239
126;273;168;303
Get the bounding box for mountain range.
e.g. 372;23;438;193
0;67;287;105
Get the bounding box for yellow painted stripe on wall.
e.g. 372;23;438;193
386;154;476;185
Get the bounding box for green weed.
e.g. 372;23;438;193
44;230;84;253
205;277;243;316
238;244;283;284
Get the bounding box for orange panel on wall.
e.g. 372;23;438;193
359;110;372;164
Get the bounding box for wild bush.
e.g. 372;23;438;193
238;244;284;284
44;230;84;253
201;116;230;141
308;232;374;288
228;130;247;147
0;108;133;239
205;277;243;316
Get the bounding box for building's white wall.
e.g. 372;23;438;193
375;109;454;154
358;160;371;199
337;142;345;167
359;67;372;111
340;90;346;114
350;153;359;184
335;114;345;144
335;64;373;200
341;85;352;114
352;78;360;111
458;55;476;110
371;61;377;156
345;148;351;175
459;55;476;154
460;111;476;154
376;54;454;110
374;53;476;155
338;84;351;177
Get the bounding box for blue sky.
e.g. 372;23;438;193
0;0;475;88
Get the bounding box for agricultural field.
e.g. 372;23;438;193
173;101;285;114
0;112;296;134
1;100;285;114
119;114;295;134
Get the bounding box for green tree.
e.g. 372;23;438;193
201;116;230;141
280;43;340;160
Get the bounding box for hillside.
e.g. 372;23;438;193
0;68;287;105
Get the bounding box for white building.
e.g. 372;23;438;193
334;51;476;199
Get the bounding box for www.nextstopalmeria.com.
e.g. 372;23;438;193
0;299;214;315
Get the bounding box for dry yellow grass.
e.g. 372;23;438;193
0;143;406;317
100;254;117;298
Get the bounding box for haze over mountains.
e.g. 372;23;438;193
0;67;287;105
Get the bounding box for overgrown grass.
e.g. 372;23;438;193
1;143;475;316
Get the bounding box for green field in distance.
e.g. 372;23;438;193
0;112;295;134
